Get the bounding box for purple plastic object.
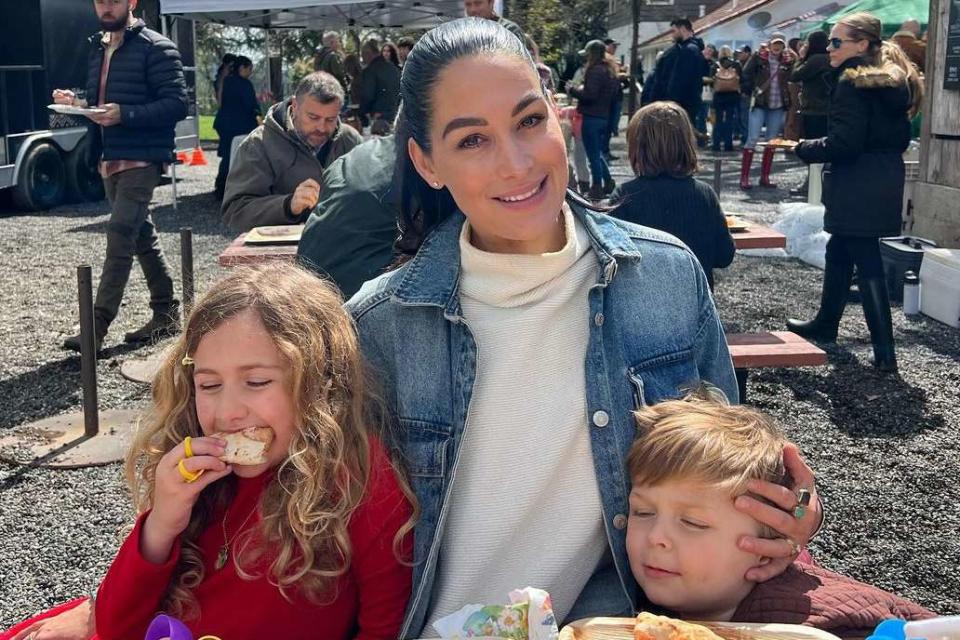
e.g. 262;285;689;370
144;614;194;640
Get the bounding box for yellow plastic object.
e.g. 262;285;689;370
177;458;204;483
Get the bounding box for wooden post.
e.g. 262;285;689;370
628;0;640;115
911;0;960;246
77;266;99;438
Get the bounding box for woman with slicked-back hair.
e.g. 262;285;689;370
346;17;825;639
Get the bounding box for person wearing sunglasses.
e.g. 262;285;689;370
786;12;924;373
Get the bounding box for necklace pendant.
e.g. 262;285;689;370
215;545;229;571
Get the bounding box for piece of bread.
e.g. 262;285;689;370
634;612;724;640
217;427;274;465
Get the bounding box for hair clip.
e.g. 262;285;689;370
181;356;194;366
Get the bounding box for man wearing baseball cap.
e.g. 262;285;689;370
739;31;795;189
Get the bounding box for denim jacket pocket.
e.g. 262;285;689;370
628;349;700;409
396;417;450;479
396;418;450;573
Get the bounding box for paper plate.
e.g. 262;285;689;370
725;216;750;232
559;617;842;640
244;225;304;245
48;104;107;115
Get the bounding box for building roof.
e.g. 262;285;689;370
640;0;776;48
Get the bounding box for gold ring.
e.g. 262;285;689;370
184;436;194;458
178;458;204;483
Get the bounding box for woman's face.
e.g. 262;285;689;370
828;24;868;67
239;64;253;79
408;54;569;255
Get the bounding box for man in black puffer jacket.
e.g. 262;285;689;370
53;0;187;353
645;18;706;124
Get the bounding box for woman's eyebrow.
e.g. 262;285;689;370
441;92;545;139
512;91;543;116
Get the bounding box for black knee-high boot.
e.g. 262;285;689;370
859;277;898;372
787;258;854;342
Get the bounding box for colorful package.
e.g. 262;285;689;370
431;587;559;640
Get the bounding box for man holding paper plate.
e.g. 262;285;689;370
52;0;187;354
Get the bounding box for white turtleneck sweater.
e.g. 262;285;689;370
422;206;608;635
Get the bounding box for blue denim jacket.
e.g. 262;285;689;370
346;203;738;639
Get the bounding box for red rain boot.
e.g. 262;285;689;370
739;149;755;190
760;145;777;187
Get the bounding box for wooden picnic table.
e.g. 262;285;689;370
726;331;828;401
216;221;786;267
218;234;298;267
731;223;786;250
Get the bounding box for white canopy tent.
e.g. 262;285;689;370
159;0;469;29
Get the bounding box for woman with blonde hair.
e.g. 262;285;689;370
787;12;923;372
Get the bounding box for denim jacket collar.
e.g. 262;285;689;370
391;200;644;312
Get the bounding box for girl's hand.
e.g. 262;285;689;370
734;443;823;582
148;437;231;541
9;599;93;640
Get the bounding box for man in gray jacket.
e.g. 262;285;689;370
221;71;362;231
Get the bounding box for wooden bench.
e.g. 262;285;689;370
726;331;828;402
218;234;298;267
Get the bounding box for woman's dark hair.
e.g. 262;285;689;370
382;42;401;67
394;18;536;256
804;30;829;58
233;55;253;73
394;17;604;257
215;53;238;83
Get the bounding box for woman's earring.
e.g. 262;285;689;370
433;181;442;189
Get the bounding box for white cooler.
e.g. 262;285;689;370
919;248;960;328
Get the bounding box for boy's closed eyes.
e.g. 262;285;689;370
626;480;771;622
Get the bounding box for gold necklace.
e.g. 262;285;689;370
215;504;258;571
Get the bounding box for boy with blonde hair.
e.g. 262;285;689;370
626;394;933;636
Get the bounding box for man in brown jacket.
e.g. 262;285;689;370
221;71;361;231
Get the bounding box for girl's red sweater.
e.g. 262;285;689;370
95;438;412;640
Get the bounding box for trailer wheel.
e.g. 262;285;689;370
12;143;66;211
65;136;105;203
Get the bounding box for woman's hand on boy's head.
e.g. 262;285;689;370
733;443;823;582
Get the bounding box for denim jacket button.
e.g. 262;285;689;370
613;514;628;530
592;410;610;427
594;312;604;326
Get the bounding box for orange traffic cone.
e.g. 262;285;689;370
176;151;189;165
189;147;208;166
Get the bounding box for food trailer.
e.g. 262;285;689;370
0;0;198;210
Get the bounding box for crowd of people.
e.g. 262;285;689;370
10;0;940;638
640;16;927;194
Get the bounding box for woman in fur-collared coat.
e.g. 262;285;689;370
787;12;923;372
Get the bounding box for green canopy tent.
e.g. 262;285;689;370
804;0;929;38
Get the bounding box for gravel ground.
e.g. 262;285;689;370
1;138;958;630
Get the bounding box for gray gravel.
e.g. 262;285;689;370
1;140;958;630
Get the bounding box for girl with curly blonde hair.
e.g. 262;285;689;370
93;263;416;640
